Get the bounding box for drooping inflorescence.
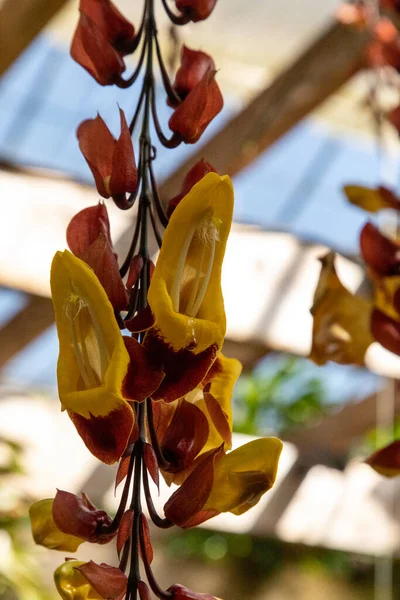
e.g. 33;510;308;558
29;1;283;598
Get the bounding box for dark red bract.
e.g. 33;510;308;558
71;0;135;85
175;0;218;22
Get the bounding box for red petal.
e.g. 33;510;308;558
117;510;134;556
138;580;151;600
77;561;127;599
125;306;155;333
175;0;218;22
161;399;209;473
53;490;113;543
144;329;219;403
67;203;111;258
169;70;223;143
360;223;400;276
140;514;153;564
126;255;144;289
77;113;115;196
115;454;131;490
164;447;222;527
143;443;160;491
366;440;400;476
204;392;231;447
80;0;135;46
168;583;219;599
110;108;138;195
371;308;400;355
81;232;129;311
173;46;215;100
68;403;134;465
71;12;125;85
122;336;165;402
167;160;217;216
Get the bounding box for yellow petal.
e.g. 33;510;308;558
51;250;130;419
54;561;102;600
375;275;400;322
204;437;282;516
310;252;373;365
196;354;242;452
343;185;398;213
29;499;84;552
147;173;233;354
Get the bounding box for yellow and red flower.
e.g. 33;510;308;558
145;173;233;403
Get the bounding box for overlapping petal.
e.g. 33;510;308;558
169;70;223;143
29;499;84;552
310;252;373;365
51;250;134;464
77;109;138;200
71;0;135;85
164;438;282;528
145;173;233;402
172;46;215;101
175;0;218;22
54;560;103;600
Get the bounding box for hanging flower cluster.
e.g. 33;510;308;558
311;1;400;477
29;1;283;598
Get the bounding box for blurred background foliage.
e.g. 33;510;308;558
0;436;52;600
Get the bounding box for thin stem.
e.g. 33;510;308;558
142;465;173;529
149;203;163;248
146;398;170;470
120;203;142;278
154;29;182;107
150;84;182;148
115;35;147;89
107;447;135;534
149;159;169;228
161;0;190;25
139;522;173;599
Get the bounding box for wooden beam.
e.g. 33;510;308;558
284;386;400;465
158;21;370;200
0;293;54;370
0;0;70;76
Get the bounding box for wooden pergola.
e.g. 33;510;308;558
1;0;399;557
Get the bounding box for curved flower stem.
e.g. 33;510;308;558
148;203;163;248
119;202;142;278
139;520;173;599
149;159;169;227
145;398;171;470
161;0;190;25
115;31;148;89
150;84;183;148
142;464;173;529
154;28;182;107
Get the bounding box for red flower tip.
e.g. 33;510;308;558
167;583;220;599
52;489;114;544
175;0;218;22
77;561;128;599
172;46;215;102
77;108;138;200
169;69;223;143
167;159;217;216
71;0;135;85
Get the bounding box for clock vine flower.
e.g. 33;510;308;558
29;0;282;598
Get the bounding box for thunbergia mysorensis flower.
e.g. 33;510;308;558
71;0;136;85
164;438;283;528
169;69;223;143
30;2;283;599
145;172;233;403
77;108;138;204
171;46;215;102
51;250;163;464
